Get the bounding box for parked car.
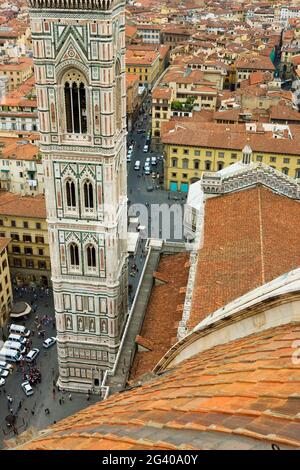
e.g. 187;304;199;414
0;361;13;371
127;154;131;162
151;156;157;166
0;378;5;387
144;167;151;175
43;337;57;349
21;381;34;396
8;333;27;345
152;171;157;179
25;348;40;363
0;368;9;378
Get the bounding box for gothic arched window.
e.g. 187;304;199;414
83;180;94;210
66;179;76;209
69;243;79;267
64;70;87;135
86;244;96;268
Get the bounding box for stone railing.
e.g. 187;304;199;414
27;0;117;10
202;163;300;200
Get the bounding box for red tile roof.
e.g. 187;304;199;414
14;322;300;450
188;187;300;330
130;252;190;380
0;192;46;219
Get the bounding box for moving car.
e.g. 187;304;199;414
0;378;5;387
25;348;40;363
21;381;34;396
143;144;149;153
43;337;57;349
134;161;141;171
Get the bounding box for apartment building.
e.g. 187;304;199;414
0;76;38;134
236;55;275;87
0;192;50;287
0;237;12;327
0;58;34;92
126;49;160;88
136;24;161;44
0;138;44;195
162;120;300;192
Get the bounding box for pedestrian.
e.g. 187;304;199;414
86;394;90;401
10;408;13;414
52;387;56;399
61;396;64;404
59;398;62;405
18;400;22;411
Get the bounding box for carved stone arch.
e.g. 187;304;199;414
82;177;95;212
56;59;89;83
67;241;80;268
59;67;88;135
83;239;97;270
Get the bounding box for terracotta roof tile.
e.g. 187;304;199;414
15;323;300;450
0;191;46;219
130;252;190;380
188;187;300;330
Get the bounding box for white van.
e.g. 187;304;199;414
4;341;26;355
9;324;30;337
8;333;27;345
0;348;22;363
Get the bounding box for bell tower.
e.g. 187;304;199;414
28;0;128;393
